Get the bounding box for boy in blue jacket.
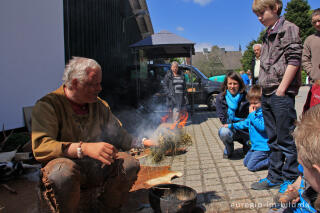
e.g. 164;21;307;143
224;85;269;171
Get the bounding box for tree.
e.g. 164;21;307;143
193;46;226;77
284;0;315;42
169;57;184;64
241;40;256;72
240;30;265;71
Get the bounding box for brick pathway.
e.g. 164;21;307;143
112;86;306;212
169;111;277;213
134;110;277;213
140;86;308;213
0;87;307;213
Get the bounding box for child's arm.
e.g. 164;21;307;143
250;112;265;132
276;65;300;96
228;116;250;130
276;25;302;96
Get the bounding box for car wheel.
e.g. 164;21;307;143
207;93;217;110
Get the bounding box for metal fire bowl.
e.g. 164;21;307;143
149;183;197;213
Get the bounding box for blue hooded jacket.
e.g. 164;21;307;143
228;108;269;151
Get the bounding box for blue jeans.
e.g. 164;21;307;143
218;127;249;157
243;150;269;172
262;93;299;183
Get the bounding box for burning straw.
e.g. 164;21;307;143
150;111;192;163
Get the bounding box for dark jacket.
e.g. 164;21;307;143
216;91;250;125
163;69;188;108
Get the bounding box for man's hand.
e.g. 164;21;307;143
82;142;118;165
143;139;157;147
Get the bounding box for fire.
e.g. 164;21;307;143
161;110;189;130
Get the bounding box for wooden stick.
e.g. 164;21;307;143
1;184;17;194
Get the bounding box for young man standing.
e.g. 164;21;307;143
250;0;302;194
302;8;320;111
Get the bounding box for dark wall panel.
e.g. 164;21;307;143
63;0;142;107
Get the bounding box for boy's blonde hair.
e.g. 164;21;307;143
246;85;262;102
293;104;320;168
252;0;283;16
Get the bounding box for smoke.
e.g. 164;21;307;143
114;94;169;143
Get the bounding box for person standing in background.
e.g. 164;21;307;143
251;43;262;85
163;61;188;122
240;70;250;87
302;8;320;112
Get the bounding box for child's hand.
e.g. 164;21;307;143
287;185;300;204
223;124;229;128
249;105;256;113
278;185;300;204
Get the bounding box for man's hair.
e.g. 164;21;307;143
312;8;320;18
253;43;262;50
62;57;101;88
293;104;320;168
221;71;246;94
252;0;283;16
246;85;262;101
171;61;179;67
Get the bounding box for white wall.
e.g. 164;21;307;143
0;0;65;130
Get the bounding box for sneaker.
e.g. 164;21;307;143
278;180;295;194
223;153;230;159
251;178;281;190
223;149;232;159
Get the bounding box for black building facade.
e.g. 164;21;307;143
63;0;153;108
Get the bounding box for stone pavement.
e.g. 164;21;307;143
134;112;273;213
137;86;308;213
0;87;307;213
162;111;275;213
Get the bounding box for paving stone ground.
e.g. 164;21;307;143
0;87;307;213
137;86;308;213
170;111;275;213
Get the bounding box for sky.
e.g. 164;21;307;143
147;0;319;52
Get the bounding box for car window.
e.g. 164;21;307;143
154;66;169;79
192;66;208;80
184;69;200;83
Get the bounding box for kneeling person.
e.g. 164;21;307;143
224;85;269;171
32;57;154;213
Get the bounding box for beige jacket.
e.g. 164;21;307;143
302;32;320;82
32;86;133;163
